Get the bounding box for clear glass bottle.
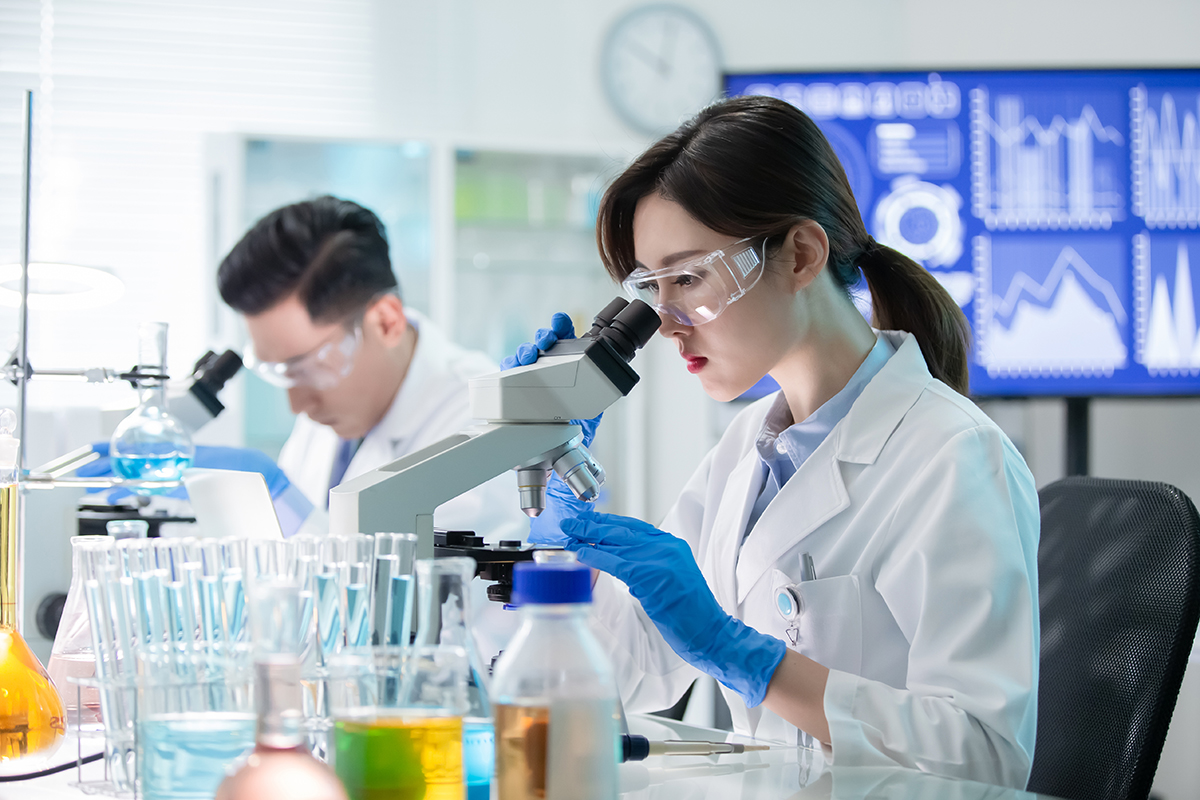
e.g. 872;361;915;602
215;579;346;800
491;556;618;800
0;408;66;773
47;535;115;733
109;321;195;490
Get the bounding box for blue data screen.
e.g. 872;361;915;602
725;70;1200;397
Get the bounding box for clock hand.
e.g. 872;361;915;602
660;16;679;76
624;40;668;76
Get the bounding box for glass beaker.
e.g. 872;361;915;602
328;557;479;800
109;322;195;490
414;557;491;798
47;535;114;733
329;647;467;800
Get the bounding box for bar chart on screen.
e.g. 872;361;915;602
970;88;1125;230
1132;86;1200;229
974;234;1128;377
1135;233;1200;374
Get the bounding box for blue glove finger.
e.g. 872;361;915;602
575;414;602;448
533;327;559;351
561;513;658;546
550;312;575;340
515;342;539;366
565;541;627;575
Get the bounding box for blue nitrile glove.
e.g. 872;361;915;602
77;443;313;537
502;313;603;545
562;511;788;708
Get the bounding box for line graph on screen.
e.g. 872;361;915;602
974;235;1128;377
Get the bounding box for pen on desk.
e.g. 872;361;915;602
620;734;772;761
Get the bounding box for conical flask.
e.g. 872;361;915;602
46;535;115;732
0;408;66;773
109;321;194;490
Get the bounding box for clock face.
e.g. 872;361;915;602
601;5;723;135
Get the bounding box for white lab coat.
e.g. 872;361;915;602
278;309;527;544
589;331;1040;789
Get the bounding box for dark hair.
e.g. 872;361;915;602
218;196;398;324
596;95;971;395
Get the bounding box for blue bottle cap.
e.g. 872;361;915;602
512;560;592;605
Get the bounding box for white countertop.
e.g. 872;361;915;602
7;715;1057;800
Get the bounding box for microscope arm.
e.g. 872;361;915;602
327;422;581;558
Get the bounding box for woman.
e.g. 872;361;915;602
511;95;1039;788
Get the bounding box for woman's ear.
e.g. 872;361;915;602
783;220;831;292
368;293;408;347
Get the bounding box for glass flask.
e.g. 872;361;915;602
0;408;66;773
491;555;619;800
47;535;115;733
215;579;346;800
109;321;195;491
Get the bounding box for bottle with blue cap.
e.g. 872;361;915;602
491;551;618;800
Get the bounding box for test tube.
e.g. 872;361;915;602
373;533;419;648
290;535;320;659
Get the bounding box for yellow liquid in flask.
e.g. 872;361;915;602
0;482;66;767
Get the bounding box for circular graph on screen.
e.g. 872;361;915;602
872;176;964;268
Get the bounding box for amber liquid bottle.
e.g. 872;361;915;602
0;432;67;773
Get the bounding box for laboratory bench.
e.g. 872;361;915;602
10;714;1060;800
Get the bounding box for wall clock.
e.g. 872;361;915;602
601;5;723;135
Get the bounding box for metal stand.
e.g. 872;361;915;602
1065;397;1090;477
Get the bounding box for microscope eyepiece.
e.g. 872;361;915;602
598;299;661;362
587;297;630;338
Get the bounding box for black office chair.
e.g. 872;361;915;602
1027;477;1200;800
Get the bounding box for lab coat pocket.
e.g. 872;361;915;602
771;570;863;676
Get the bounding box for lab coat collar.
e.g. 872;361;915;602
359;308;441;453
834;331;932;466
732;331;931;606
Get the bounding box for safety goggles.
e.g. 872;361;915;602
621;237;766;326
245;323;363;390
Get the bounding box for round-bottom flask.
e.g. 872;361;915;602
109;322;194;491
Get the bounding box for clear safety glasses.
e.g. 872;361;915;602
245;323;363;390
621;237;766;326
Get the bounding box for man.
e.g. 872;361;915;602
217;195;526;542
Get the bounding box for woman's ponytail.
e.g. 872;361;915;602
858;239;971;395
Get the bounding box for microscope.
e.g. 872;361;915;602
329;297;661;601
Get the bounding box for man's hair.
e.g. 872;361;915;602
218;196;399;323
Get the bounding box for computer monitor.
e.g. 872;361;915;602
726;68;1200;398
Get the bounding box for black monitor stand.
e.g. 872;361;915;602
1065;397;1090;477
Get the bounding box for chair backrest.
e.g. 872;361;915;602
1027;477;1200;800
